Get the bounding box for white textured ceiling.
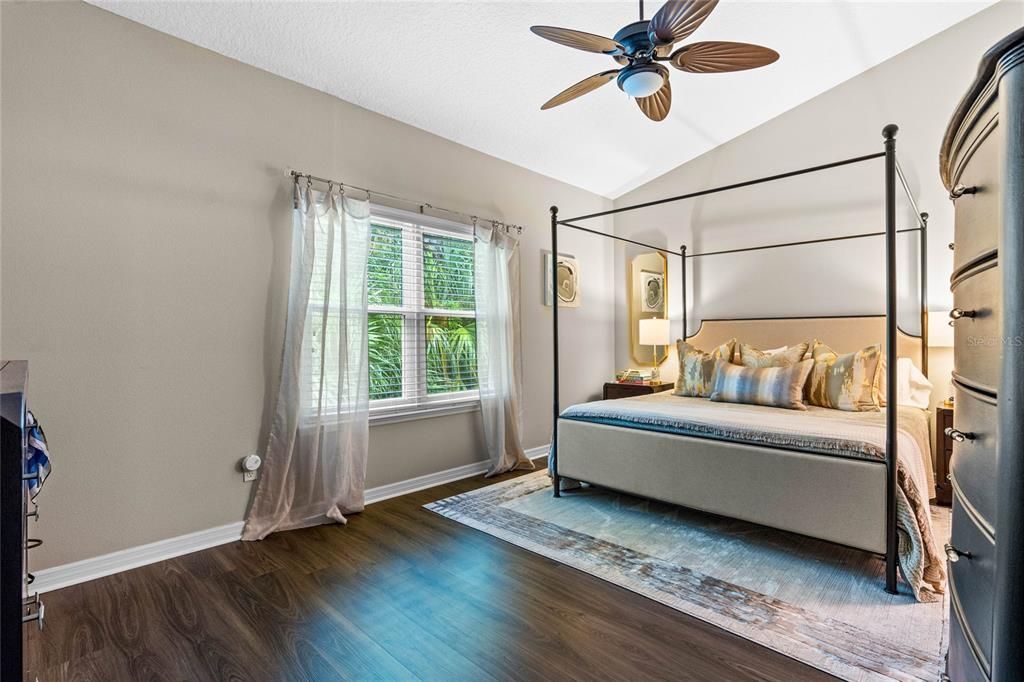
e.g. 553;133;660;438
89;1;995;198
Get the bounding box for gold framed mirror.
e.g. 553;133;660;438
629;252;669;365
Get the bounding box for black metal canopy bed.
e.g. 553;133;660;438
548;125;942;597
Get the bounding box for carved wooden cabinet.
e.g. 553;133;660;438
939;27;1024;682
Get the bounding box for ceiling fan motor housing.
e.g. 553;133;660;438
613;20;654;56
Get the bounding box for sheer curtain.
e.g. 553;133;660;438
243;185;371;540
475;224;533;477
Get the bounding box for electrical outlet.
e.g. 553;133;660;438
243;470;257;483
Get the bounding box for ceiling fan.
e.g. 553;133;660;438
531;0;779;121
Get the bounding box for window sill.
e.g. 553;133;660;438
369;399;480;426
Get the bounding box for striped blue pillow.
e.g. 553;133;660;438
709;358;814;410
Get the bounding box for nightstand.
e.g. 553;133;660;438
603;381;674;400
935;405;954;506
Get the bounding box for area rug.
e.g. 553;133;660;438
425;471;950;682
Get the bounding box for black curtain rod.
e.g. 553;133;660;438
559;151;887;224
686;226;922;259
559;222;684;257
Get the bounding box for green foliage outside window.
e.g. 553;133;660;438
368;312;403;400
365;223;478;402
423;232;474;311
426;316;478;394
367;224;403;307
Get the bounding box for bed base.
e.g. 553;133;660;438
557;419;888;554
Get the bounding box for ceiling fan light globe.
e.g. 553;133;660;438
620;70;664;98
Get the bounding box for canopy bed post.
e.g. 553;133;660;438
920;212;929;376
550;205;561;498
883;124;900;595
681;244;688;342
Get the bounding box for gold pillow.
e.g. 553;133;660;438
739;342;810;368
806;342;883;411
673;338;737;398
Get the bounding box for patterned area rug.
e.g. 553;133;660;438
426;471;950;682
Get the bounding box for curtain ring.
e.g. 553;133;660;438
306;175;312;188
327;181;334;194
339;183;345;197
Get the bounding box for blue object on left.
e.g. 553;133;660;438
24;410;51;499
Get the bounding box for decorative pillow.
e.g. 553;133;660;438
739;342;810;368
673;338;737;398
709;358;814;410
806;343;883;411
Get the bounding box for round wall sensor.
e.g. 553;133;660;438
241;454;262;472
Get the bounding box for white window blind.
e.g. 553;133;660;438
309;204;479;419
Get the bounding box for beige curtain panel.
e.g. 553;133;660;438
475;224;533;477
243;187;371;540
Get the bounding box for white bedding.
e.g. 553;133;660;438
575;391;935;495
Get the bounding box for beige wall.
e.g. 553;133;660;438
612;1;1021;413
0;1;615;569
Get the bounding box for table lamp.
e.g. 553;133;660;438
639;318;670;382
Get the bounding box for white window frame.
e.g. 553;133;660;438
365;205;480;424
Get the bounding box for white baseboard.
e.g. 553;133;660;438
364;444;549;505
30;521;247;594
31;445;549;594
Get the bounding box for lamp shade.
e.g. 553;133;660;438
639;318;670;346
927;313;954;348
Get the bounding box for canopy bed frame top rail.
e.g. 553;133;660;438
548;125;928;595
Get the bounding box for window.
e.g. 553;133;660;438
310;205;479;420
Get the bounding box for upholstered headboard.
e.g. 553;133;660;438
684;315;924;369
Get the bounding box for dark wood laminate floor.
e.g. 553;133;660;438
26;467;836;682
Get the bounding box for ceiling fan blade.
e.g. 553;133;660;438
530;26;624;55
636;79;672;121
670;41;779;73
648;0;719;47
541;70;620;110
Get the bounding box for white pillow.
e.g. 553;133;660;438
878;357;933;409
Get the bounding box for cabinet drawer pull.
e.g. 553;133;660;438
948;308;976;325
945;427;975;442
944;543;972;563
949;184;978;200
